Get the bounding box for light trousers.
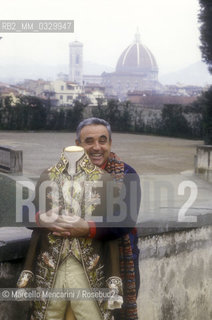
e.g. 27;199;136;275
45;256;103;320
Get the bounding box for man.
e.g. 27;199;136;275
18;117;141;320
75;117;141;296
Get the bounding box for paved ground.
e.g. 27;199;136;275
0;131;212;226
0;131;203;176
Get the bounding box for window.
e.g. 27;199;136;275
60;95;63;100
76;54;80;64
61;86;64;90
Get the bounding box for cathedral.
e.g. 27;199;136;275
101;31;162;99
69;31;163;100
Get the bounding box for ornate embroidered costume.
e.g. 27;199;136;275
18;153;123;320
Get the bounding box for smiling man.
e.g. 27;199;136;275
75;117;141;299
18;117;141;320
76;122;111;167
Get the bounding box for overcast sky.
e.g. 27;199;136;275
0;0;202;75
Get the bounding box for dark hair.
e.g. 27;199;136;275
76;117;112;142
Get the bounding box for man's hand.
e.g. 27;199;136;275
39;208;90;238
52;215;90;237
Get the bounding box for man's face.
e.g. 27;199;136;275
76;124;112;167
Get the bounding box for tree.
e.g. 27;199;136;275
199;1;212;144
118;101;133;132
71;101;84;130
16;96;48;130
92;100;108;120
199;0;212;73
64;101;84;131
134;109;145;133
92;99;133;132
161;104;191;138
196;87;212;144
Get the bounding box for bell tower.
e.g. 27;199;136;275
69;40;83;85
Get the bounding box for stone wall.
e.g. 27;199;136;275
0;227;32;320
0;146;22;174
137;226;212;320
1;225;212;319
195;145;212;183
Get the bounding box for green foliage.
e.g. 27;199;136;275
0;94;204;140
199;0;212;73
0;95;49;130
63;101;84;131
92;99;133;132
0;96;85;131
196;86;212;144
69;100;84;130
199;1;212;144
133;110;145;133
160;104;191;138
47;109;65;130
4;96;13;108
0;97;3;108
118;101;133;132
92;99;120;129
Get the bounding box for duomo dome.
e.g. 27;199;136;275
101;30;162;99
116;31;158;76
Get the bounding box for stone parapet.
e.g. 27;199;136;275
1;224;212;320
0;146;22;174
195;145;212;183
137;225;212;320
